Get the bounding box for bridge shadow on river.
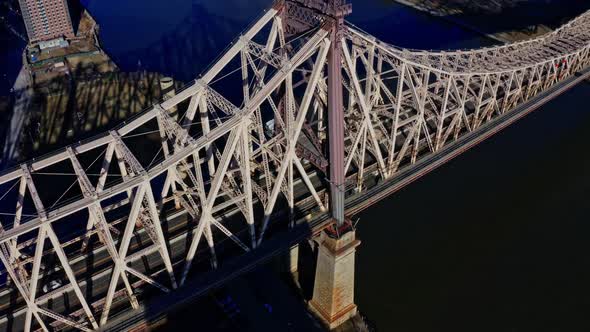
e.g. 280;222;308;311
0;64;175;168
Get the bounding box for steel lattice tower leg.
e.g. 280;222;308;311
309;2;360;330
327;1;350;226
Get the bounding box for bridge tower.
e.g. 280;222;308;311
280;0;351;225
324;0;351;227
282;0;360;329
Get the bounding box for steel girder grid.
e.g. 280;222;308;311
0;1;587;330
340;10;590;191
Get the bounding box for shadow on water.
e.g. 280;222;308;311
108;219;328;332
0;0;589;331
84;0;269;83
0;61;173;168
112;3;245;83
294;240;318;301
2;0;586;170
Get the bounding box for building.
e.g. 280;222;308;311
18;0;75;43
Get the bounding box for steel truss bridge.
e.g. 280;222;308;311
0;0;589;330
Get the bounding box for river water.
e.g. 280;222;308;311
2;0;590;330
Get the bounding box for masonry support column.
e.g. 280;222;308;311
160;77;177;118
278;243;300;275
308;1;358;329
289;244;299;273
309;222;360;329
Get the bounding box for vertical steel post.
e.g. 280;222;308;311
281;0;351;225
326;0;350;225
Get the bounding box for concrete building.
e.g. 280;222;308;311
18;0;75;43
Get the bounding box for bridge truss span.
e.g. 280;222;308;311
356;10;590;75
341;12;590;182
0;1;588;330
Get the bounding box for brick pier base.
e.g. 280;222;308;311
309;224;360;329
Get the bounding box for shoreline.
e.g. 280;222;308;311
391;0;574;44
0;8;182;168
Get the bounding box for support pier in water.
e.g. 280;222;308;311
309;222;360;329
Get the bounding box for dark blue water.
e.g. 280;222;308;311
0;3;26;95
355;83;590;331
2;0;590;331
79;0;489;84
0;0;488;96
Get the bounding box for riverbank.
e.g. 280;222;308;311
392;0;588;43
0;6;182;167
23;8;116;87
2;1;588;331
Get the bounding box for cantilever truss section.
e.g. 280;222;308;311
341;10;590;190
0;1;588;330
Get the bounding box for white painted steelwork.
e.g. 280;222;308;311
0;2;588;330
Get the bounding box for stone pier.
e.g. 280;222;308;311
309;224;360;329
289;244;299;274
159;77;177;118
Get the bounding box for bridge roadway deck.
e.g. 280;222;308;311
0;67;587;332
0;172;324;330
99;68;590;331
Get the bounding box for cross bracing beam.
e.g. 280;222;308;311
0;2;589;329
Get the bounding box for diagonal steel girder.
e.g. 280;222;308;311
0;1;588;330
